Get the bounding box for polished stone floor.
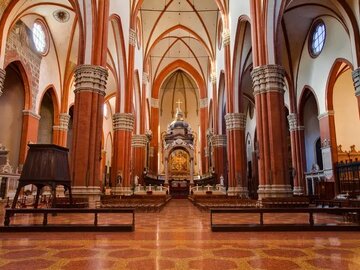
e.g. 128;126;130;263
1;199;360;270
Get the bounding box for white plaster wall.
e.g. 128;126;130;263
102;102;113;167
333;69;360;151
245;109;257;162
303;96;320;172
109;0;131;113
229;0;251;64
296;16;353;114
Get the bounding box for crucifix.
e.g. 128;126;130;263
176;99;182;110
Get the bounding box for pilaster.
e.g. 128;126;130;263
351;68;360;117
0;68;5;97
211;135;227;185
251;65;292;198
53;113;71;146
287;113;305;195
19;110;40;164
111;113;135;187
225;113;248;196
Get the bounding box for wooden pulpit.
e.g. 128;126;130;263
11;144;73;208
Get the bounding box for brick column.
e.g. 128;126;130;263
211;135;227;185
352;68;360;117
0;68;5;97
287;113;306;195
19;110;40;164
71;65;108;201
251;65;292;198
199;98;208;174
149;98;159;174
53;113;70;147
225;113;248;196
132;134;148;185
111;113;135;191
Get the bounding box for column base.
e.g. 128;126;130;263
71;186;102;208
111;186;133;196
293;186;304;196
257;184;293;199
227;186;249;198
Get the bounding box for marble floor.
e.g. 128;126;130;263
0;199;360;270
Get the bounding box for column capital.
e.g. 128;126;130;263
225;113;246;131
54;113;71;131
251;64;286;95
0;68;5;97
129;28;136;47
287;113;298;131
352;68;360;96
142;72;149;84
204;147;209;157
74;65;108;96
222;28;230;47
210;72;217;84
113;113;135;132
317;110;334;120
200;98;208;109
211;134;227;147
131;134;148;148
151;98;159;108
22;110;41;120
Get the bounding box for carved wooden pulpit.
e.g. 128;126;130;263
11;144;73;208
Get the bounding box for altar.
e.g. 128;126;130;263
163;102;195;185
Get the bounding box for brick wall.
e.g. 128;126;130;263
4;20;42;111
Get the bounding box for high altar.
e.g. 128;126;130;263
163;104;195;184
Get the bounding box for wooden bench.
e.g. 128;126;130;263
1;208;135;232
189;195;258;211
210;207;360;232
261;197;310;208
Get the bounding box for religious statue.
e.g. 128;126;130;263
220;175;224;186
116;170;122;186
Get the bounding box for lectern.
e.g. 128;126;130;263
11;144;73;208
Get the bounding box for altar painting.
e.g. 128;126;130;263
169;149;189;175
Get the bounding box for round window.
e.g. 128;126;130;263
309;20;326;57
32;21;48;55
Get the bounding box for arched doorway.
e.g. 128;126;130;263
38;90;55;144
0;63;25;169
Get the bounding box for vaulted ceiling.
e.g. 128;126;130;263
140;0;220;84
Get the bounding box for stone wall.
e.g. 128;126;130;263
4;20;42;111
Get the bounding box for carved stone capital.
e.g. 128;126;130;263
210;72;217;84
142;72;149;84
287;113;298;132
129;28;136;47
113;113;135;132
74;65;108;96
222;28;230;46
131;134;148;148
200;98;208;109
0;68;5;97
352;68;360;97
317;110;334;120
211;135;227;147
225;113;246;130
251;65;286;96
56;113;70;131
151;98;159;108
22;110;41;120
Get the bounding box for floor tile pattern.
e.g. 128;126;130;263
1;199;360;269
